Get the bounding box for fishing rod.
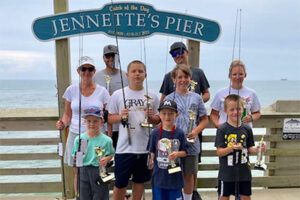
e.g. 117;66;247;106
228;9;242;200
110;0;131;145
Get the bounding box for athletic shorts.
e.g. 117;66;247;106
218;180;252;197
183;155;198;174
114;153;151;188
152;184;183;200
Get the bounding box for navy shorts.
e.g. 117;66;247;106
114;153;151;188
218;180;252;197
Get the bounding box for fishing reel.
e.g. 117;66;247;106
121;115;129;128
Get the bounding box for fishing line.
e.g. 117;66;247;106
110;0;131;144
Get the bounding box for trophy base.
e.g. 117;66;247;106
140;122;153;128
96;173;115;185
254;163;267;171
168;166;181;174
187;138;195;143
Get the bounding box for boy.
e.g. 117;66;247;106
72;106;114;200
215;94;265;200
165;64;208;200
148;100;187;200
107;60;160;200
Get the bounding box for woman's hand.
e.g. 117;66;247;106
56;120;65;130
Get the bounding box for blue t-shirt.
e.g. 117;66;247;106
165;91;207;155
149;127;187;190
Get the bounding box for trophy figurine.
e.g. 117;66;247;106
186;110;196;143
254;136;267;171
160;138;181;174
103;75;112;93
94;147;114;184
189;80;198;92
140;94;153;128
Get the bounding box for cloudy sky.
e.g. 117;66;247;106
0;0;299;81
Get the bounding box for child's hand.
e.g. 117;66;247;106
186;131;197;142
257;143;266;153
121;108;129;118
148;159;154;170
231;141;243;151
168;152;178;161
99;157;110;167
56;120;65;130
144;107;153;118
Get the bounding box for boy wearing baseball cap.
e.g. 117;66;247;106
148;100;187;200
72;106;114;200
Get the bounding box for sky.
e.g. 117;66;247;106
0;0;299;81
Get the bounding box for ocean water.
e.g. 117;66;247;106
0;80;299;193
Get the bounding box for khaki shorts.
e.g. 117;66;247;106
183;155;198;174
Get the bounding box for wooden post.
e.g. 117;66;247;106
187;39;200;67
53;0;73;198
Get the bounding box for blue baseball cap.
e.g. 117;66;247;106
82;106;103;118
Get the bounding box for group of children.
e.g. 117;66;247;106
62;48;265;200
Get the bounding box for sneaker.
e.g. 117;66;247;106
192;191;202;200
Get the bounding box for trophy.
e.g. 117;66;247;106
160;138;181;174
140;94;153;128
94;147;114;184
189;80;198;92
186;110;196;143
103;75;112;93
254;136;267;171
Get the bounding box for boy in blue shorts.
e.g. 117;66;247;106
108;60;160;200
148;100;187;200
215;94;265;200
72;106;114;200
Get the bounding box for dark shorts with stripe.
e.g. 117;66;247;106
218;180;252;197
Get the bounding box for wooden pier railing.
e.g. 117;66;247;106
0;101;300;198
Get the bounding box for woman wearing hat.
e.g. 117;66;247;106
56;56;110;196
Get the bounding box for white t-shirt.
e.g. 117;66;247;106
210;86;261;127
107;87;159;154
63;84;110;133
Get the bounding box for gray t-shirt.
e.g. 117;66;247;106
93;69;129;95
159;66;210;96
165;91;207;155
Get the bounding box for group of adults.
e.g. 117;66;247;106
56;41;261;200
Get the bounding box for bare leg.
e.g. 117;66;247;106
132;182;144;200
219;196;230;200
193;173;198;190
113;186;127;200
240;195;251;200
183;174;194;194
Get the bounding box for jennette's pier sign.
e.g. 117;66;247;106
32;2;221;42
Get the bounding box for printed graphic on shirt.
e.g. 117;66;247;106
156;138;180;169
224;133;249;166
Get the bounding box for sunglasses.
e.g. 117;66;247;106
170;49;185;58
79;66;95;72
104;53;115;59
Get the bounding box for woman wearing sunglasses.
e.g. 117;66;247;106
56;56;110;196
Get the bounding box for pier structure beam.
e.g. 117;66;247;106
53;0;74;199
187;39;200;67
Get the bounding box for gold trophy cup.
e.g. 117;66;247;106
94;147;114;184
160;138;181;174
254;136;267;171
187;110;196;143
190;80;198;92
103;75;112;94
140;94;153;128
